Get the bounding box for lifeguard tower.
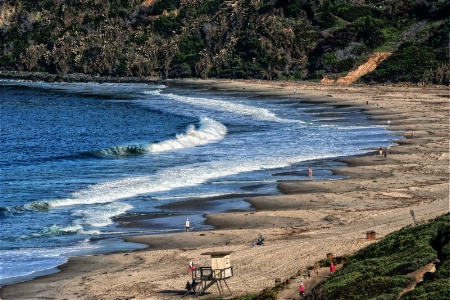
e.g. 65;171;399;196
189;251;233;297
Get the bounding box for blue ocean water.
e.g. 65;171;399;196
0;80;394;286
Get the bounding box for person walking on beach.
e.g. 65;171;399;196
299;282;306;298
378;146;383;155
185;219;190;231
188;259;195;275
308;167;313;177
313;261;320;278
329;262;336;275
382;147;388;160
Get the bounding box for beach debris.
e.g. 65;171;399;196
410;209;417;224
275;277;282;286
366;231;376;240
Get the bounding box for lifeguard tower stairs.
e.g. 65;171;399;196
190;251;233;297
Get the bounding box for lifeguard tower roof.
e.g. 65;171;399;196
201;251;233;256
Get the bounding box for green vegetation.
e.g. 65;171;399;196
0;0;448;84
307;213;450;300
364;18;450;84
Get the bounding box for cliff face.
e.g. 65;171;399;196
0;0;448;84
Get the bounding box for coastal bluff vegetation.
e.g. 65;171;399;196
261;214;450;300
0;0;448;84
307;213;450;300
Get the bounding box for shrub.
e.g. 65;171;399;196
151;14;182;37
152;0;180;15
351;16;386;48
331;2;381;22
253;288;277;300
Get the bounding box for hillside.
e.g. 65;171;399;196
273;213;450;300
0;0;448;84
306;213;450;300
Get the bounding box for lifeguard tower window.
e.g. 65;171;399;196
202;251;233;279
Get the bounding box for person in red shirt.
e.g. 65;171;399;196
188;259;194;275
299;283;306;297
329;262;336;275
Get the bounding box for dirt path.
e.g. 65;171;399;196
277;264;342;300
398;262;437;297
322;52;392;84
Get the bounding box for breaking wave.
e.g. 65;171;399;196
85;117;227;157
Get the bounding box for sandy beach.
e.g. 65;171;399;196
1;80;448;300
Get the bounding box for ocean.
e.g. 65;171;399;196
0;80;394;286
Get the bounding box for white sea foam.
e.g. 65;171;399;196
142;89;164;96
163;93;304;123
48;153;340;209
0;248;68;286
69;202;133;229
147;116;227;152
0;238;140;286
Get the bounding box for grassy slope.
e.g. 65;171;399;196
307;213;450;300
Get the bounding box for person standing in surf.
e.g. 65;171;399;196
185;219;190;231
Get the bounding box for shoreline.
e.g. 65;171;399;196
1;79;448;299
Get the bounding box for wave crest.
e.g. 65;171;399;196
148;116;226;153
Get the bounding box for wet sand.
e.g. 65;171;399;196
1;80;448;299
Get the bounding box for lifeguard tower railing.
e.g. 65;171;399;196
191;266;233;296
